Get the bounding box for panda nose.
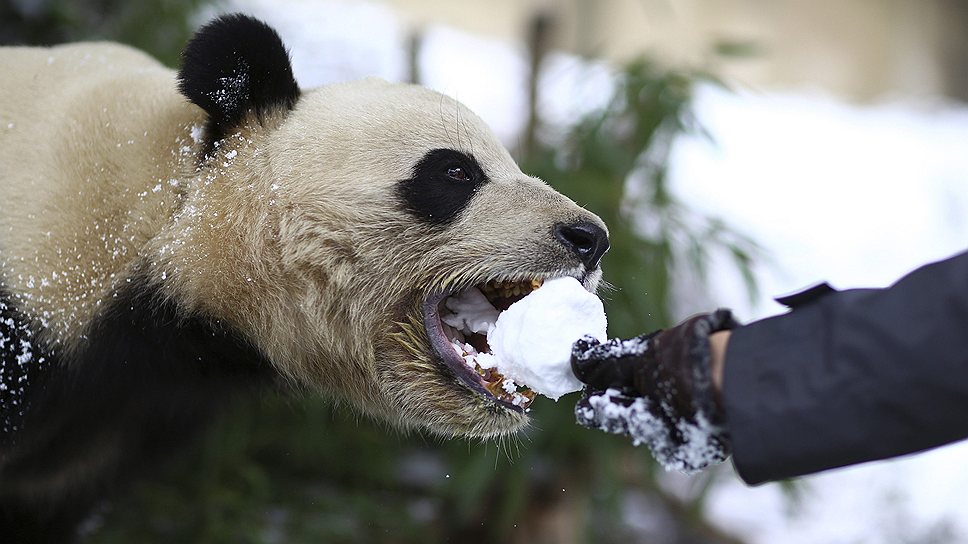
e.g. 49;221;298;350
554;221;610;270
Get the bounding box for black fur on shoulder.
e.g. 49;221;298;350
396;148;490;226
0;267;274;542
178;14;300;152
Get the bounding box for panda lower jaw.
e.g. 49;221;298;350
423;279;546;413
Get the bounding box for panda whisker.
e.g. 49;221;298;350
438;93;457;151
456;101;475;158
455;92;463;153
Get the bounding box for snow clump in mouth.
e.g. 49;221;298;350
440;276;608;408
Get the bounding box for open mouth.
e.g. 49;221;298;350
423;278;546;412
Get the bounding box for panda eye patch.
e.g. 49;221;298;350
396;148;490;226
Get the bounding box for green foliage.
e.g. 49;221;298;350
0;0;206;66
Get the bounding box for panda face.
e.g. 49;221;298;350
167;15;609;438
254;81;607;437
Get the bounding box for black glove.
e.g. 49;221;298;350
571;309;738;473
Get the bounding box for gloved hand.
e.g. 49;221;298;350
570;309;738;473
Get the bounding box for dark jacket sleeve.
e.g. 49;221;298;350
722;250;968;485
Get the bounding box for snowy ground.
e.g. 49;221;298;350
223;1;968;541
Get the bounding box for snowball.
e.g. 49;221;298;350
488;277;607;400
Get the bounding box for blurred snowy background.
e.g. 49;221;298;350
3;0;967;542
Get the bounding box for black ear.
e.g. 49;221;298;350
178;14;300;148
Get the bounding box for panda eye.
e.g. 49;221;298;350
399;149;490;225
446;166;470;182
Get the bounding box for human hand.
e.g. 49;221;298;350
570;310;738;473
709;330;731;393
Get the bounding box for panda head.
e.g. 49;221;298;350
167;14;609;438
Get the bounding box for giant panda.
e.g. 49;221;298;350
0;14;608;539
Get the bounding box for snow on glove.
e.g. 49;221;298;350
571;310;738;473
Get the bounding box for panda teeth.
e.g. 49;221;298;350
479;278;544;302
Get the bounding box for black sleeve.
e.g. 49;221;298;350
722;250;968;485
